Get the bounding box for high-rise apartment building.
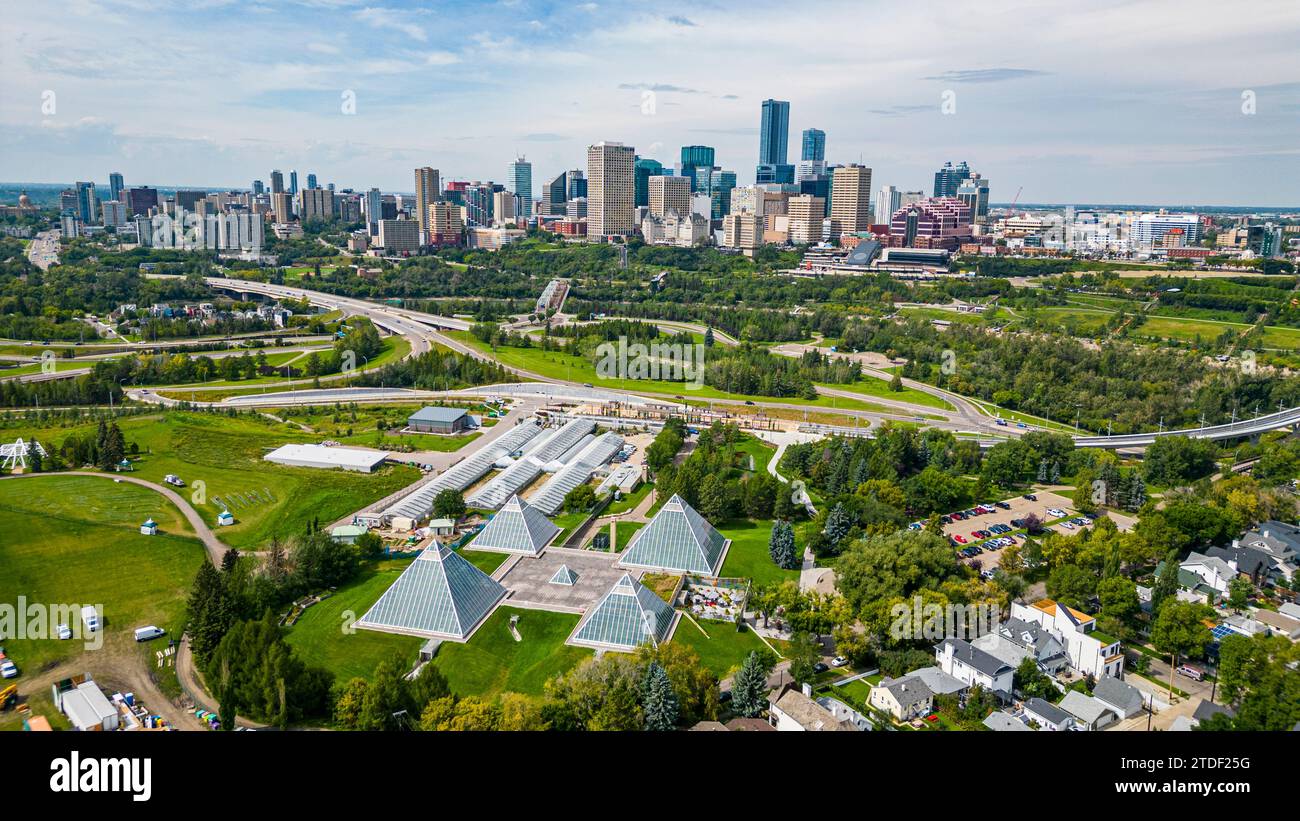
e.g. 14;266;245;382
414;167;441;233
365;188;383;232
587;141;635;238
426;201;464;246
270;170;284;194
299;187;335;222
875;185;901;226
270;192;293;222
788;195;825;244
102;200;127;228
378;218;420;256
829;164;872;236
507;156;533;217
648;175;691;218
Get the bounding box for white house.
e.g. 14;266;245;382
934;638;1015;696
1010;599;1124;680
768;685;859;731
1059;691;1117;730
868;676;934;722
1092;676;1145;720
1180;551;1237;595
1023;697;1074;731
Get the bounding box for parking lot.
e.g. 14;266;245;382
918;488;1095;571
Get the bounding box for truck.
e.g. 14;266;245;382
134;626;166;642
81;605;100;632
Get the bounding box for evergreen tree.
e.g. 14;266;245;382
1037;458;1048;483
641;663;679;731
730;651;772;718
1127;473;1147;511
824;503;852;545
1151;548;1181;615
187;562;235;665
703;326;715;348
1050;460;1062;483
768;520;798;569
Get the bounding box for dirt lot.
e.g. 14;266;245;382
934;488;1094;571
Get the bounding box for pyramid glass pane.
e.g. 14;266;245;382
357;546;505;639
571;574;674;650
619;494;728;575
549;564;579;585
471;495;560;554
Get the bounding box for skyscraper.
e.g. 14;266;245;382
306;173;318;190
507;156;533;217
74;181;97;223
289;170;299;196
414;167;441;234
545;172;567;214
759;99;790;166
587;141;635;238
252;180;264;196
634;157;664;208
708;169;737;219
365;187;382;233
875;185;901;226
829;164;872;237
566;170;586;200
109;172;124;203
270;170;284;194
648;175;691;218
801;129;825;162
955;174;991;223
680;145;715;193
933;161;972;198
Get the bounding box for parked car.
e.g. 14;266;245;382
80;605;100;633
812;662;829;674
0;659;16;679
1023;494;1037;501
995;501;1012;510
1175;664;1205;682
831;656;849;668
134;626;166;642
56;624;72;640
953;535;967;544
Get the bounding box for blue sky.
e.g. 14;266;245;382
1;0;1297;204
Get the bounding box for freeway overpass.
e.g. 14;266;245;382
203;277;471;333
1072;406;1300;448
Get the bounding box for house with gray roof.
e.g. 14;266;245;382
868;675;934;722
908;665;968;697
973;617;1069;674
983;711;1032;731
1059;690;1117;730
1023;697;1075;731
1092;675;1144;720
935;637;1014;697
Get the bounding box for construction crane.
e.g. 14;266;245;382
1009;186;1023;211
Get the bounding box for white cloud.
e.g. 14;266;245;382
354;6;427;42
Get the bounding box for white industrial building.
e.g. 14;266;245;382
263;443;390;473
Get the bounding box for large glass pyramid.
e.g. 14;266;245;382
356;544;506;640
618;494;729;575
469;494;560;555
569;573;676;651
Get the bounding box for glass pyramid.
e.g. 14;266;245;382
356;544;506;640
618;494;729;575
569;573;676;651
469;494;561;555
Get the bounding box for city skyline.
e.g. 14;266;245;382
2;0;1298;205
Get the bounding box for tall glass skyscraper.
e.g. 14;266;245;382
634;157;664;207
508;156;533;216
680;145;715;192
801;129;825;162
933;161;971;197
759;99;790;165
709;170;737;219
109;172;124;203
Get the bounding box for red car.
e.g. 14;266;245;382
953;534;967;544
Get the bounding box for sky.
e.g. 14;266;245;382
1;0;1298;205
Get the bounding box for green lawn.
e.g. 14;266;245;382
585;519;643;552
430;606;591;697
457;547;510;574
669;615;777;678
603;481;651;515
818;375;954;411
718;519;801;586
0;475;207;674
9;411;421;550
283;560;423;681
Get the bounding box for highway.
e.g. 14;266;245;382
126;275;1300;450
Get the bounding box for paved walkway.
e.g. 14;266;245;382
2;470;232;566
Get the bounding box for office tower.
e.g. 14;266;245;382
567;197;588;220
648;175;691;218
900;190;925;209
59;188;77;214
74;181;97;223
427;201;464;246
365;188;382;232
507;156;532;217
567;169;586;200
889;197;973;249
463;182;495;227
270;192;293;222
708;169;737;219
175;190;206;212
252;180;264;196
545;172;567;214
493;189;516;224
289;170;299;196
680;145;715;192
299;187;335;222
414;167;441;233
270;170;284;194
788;195;825;244
634;158;664;208
306;173;318;190
102;200;127;228
829;163;872;236
933;161;972;197
875;186;901;226
1131;213;1202;247
757;163;795;185
759;99;790;166
378;218;421;255
955;174;991;223
109;172;124;203
587;141;635;238
801;128;825;162
722;213;764;250
126;187;158;216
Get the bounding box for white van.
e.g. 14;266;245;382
80;605;100;632
134;626;166;642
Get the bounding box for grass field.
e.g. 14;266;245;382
458;547;510;574
604;481;651;515
717;519;800;587
818;376;954;411
0;475;206;674
283;560;423;681
669;615;778;678
9;411;421;549
430;606;590;697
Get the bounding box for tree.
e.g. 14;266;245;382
889;372;903;392
823;502;852;545
768;520;798;570
187;562;235;665
1150;549;1181;615
432;488;466;519
1014;656;1057;702
1150;600;1214;699
1045;564;1096;610
731;650;775;718
1227;577;1252;611
563;483;598;513
703;326;715;348
1097;576;1140;636
787;631;822;684
640;663;680;731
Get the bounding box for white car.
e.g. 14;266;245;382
56;624;72;640
831;656;849;667
0;660;17;679
1060;522;1076;530
1047;508;1067;518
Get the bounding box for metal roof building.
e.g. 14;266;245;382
529;431;625;515
568;573;676;651
469;494;560;555
356;544;506;641
466;417;597;509
264;443;390;473
618;494;730;575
